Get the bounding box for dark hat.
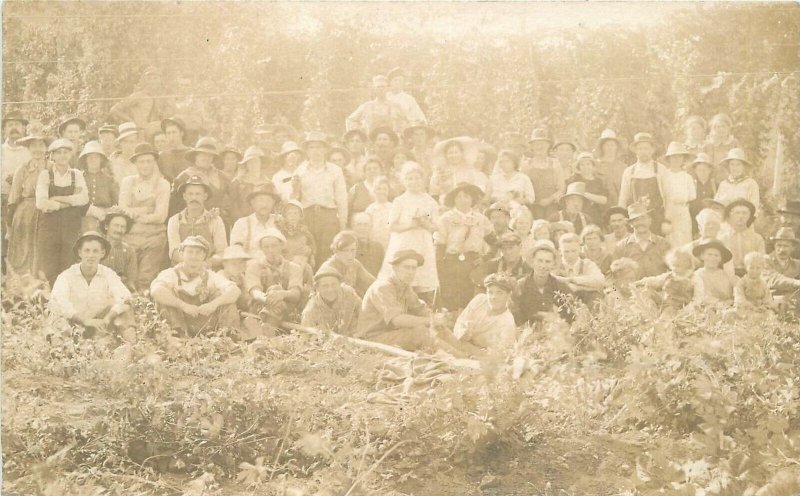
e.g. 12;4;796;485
97;123;118;136
692;239;733;265
552;138;577;152
246;183;281;204
444;182;484;208
72;230;111;259
100;206;133;234
390;249;424;266
177;175;213;199
161;116;186;134
301;131;330;149
185;137;220;163
58;116;86;136
626;202;653;222
130;142;159;162
2;110;29;127
369;126;400;145
603;206;629;225
330;230;358;252
219;145;243;160
485;202;511;218
180;235;211;254
770;227;799;245
402;123;435;141
724;198;756;227
343;129;368;142
498;232;522;246
314;267;343;283
483;273;515;293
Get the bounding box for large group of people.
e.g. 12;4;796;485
2;66;799;357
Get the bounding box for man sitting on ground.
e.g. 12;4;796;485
301;267;362;335
452;273;518;357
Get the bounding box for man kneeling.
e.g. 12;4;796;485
150;235;241;336
48;231;135;340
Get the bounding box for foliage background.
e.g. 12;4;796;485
2;1;799;198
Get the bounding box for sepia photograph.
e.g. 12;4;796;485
1;1;800;494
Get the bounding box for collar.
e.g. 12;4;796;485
726;174;750;184
250;213;275;227
176;263;205;280
180;207;211;223
633;159;656;170
388;275;411;293
562;257;582;273
630;231;653;244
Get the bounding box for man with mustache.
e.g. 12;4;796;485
166;175;227;264
764;227;800;297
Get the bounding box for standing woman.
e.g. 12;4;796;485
230;146;268;221
78;141;119;233
687;153;717;237
521;128;564;220
594;129;627;206
661;142;697;247
379;162;439;301
566;152;608;225
705;113;740;183
430;136;490;203
714;148;760;210
489;149;535;210
683;115;708;156
119;143;170;289
35;138;89;285
348;156;383;218
7;132;49;277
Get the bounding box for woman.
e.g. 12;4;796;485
580;224;612;275
35;138;89;285
430;137;490;203
348;156;383;218
521;129;564;220
489;149;535;210
272;141;305;202
475;142;498;177
594;129;627;206
661;142;697;247
364;176;393;250
705;113;740;183
7;132;49;277
687;153;717;237
714;148;760;210
318;230;375;297
230;146;269;221
79;141;119;233
378;162;439;301
566;152;608;224
683;115;708;156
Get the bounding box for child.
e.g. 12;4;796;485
734;251;776;317
453;273;518;357
636;248;695;317
277;200;316;269
351;212;385;276
692;240;738;307
363;176;393;250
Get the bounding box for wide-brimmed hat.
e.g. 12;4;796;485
603;206;629;225
72;230;111;259
432;136;480;168
301;131;330;149
777;200;800;218
664;141;692;159
17;132;52;148
47;138;75;153
314;266;344;283
770;227;799;245
247;183;281;204
116;122;140;142
389;249;424;266
185;137;220;163
369;126;399;145
627;202;653;221
257;228;287;245
528;128;552;145
238;145;265;165
724;198;756;226
160;116;186;134
688;152;713;170
177;175;213;199
221;244;252;261
444;182;484;208
559;182;587;206
596;128;621;149
58;116;86;136
629;132;655;151
330;230;358;252
3;110;29;127
253;123;274;135
692;239;733;265
402;123;435;141
219;145;243;161
78;140;108;165
718;148;753;168
130;142;159;162
277;141;305;161
97;123;118;137
498;232;522;246
343;129;368;142
552;138;577;152
100;206;134;234
181;235;211;254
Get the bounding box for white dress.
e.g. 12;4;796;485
662;169;696;247
377;192;439;292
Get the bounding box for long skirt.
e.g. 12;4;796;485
7;198;40;276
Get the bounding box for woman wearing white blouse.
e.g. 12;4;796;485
661;142;697;247
489;149;535;208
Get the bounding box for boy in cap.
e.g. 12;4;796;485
150;235;241;336
452;273;518;357
167;175;227;263
301;267;362;336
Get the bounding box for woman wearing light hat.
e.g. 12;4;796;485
35;138;89;285
521;128;565;220
272;141;306;203
661;142;697;247
230;145;270;221
714;148;760;210
7;132;50;276
594;129;627;206
78;140;119;233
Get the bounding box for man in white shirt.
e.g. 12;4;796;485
386;67;427;132
229;183;282;257
166;176;227;263
345;75;403;135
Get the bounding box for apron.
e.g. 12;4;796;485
37;169;83;285
528;160;558;219
631;176;664;235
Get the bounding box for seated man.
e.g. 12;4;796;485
318;230;375;297
217;244;252;311
150;236;241;336
166;175;227;264
243;228;304;327
48;231;134;339
452;273;518;357
301;267;362;335
100;207;139;292
765;227;800;296
517;240;574;325
553;232;605;307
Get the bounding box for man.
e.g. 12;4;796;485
229;183;282;256
110;67;172;136
355;249;462;354
2;110;31;262
58;116;86;167
100;207;139;292
301;267;362;335
110;122;140;185
167;176;227;263
604;206;629;253
48;231;134;339
217;244;252;311
345;75;403;135
158;116;191;182
469;231;530;319
97;124;118;157
150;236;241;336
351;212;385;276
244;229;304;326
483;202;512;260
612;202;671;279
293;132;348;265
153;132;168;153
549;182;590;235
453;273;518;356
764;227;800;297
386;67;427;132
172;137;233;223
618;132;667;235
403;123;435;173
517;240;574;325
369;126;400;170
554;232;605;306
718;198;765;277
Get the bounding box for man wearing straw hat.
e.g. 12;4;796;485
549;182;590;235
612;202;671;279
764;227;800;298
109;122;141;185
618;132;668;235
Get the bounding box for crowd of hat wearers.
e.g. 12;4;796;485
2;90;800;355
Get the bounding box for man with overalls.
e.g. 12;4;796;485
150;236;241;336
618;132;667;235
166;175;227;264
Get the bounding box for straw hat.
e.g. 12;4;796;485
629;132;655;151
185;137;220;163
58;116;86;136
177;175;213;198
17;132;52;148
47;138;74;153
770;227;799;245
664;141;692;159
718;148;753;169
432;136;479;168
116;122;140;142
72;231;111;259
626;202;653;221
559;182;587;206
238;145;265;165
78;140;108;166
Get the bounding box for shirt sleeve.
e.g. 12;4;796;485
48;271;77;319
229;217;246;250
208;270;237;293
150;268;178;294
137;179;170;224
212;216;228;255
453;294;482;339
434;211;451;246
522;174;535;203
369;284;405;326
65;170;89;206
244;259;263;294
34;169;51;210
572;259;606;290
105;267;132;304
166;215;181;260
285;262;304;291
334;167;348;227
345;102;367;132
618;166;631;207
125;247;139;291
118;176;132;209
